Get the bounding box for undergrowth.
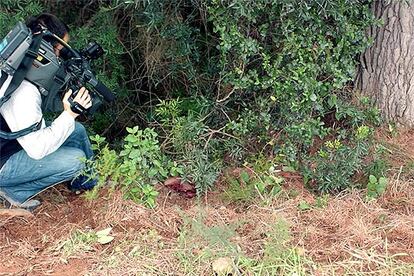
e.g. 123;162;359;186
0;1;391;202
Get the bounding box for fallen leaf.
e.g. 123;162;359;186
97;235;114;245
96;227;112;237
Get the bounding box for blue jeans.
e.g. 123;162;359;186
0;122;96;204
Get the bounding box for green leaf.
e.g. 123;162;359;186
153;159;162;168
129;149;141;159
240;170;250;183
270;185;281;195
148;168;158;178
377;177;387;194
130;187;140;193
126;126;139;134
298;200;311;211
254;181;265;193
125;135;138;143
146;198;156;208
272;176;284;185
378;177;387;187
159;168;168;178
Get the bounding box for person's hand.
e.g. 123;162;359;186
62;87;92;118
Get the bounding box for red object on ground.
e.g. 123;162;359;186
164;177;196;198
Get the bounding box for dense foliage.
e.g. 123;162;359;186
1;0;384;204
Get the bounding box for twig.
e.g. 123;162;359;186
101;103;130;136
216;87;236;103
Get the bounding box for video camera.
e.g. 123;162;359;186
57;39;116;114
0;21;115;115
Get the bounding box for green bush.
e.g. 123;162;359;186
208;0;375;145
1;1;384;196
87;127;176;208
303;125;372;193
0;0;43;37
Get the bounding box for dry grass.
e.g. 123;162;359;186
1;127;414;275
1;179;413;275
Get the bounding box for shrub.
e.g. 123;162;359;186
87;127;175;208
0;0;43;38
303;125;372;193
1;1;383;196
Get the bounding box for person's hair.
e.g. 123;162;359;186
26;13;70;45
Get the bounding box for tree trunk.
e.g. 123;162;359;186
356;0;414;125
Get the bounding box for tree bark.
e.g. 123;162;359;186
356;0;414;125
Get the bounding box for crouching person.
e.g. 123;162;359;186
0;13;96;210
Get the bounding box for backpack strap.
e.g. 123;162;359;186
0;72;7;87
0;33;44;140
41;64;67;112
0;117;42;140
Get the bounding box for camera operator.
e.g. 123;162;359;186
0;13;97;210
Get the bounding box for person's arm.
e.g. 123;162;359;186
0;81;75;159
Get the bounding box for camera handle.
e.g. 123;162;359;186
66;79;90;115
43;30;80;58
68;97;88;114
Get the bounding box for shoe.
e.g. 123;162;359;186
68;175;97;193
0;189;41;211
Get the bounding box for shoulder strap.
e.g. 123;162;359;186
0;33;44;140
0;72;7;87
0;118;42;140
41;64;67;112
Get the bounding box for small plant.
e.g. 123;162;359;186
181;150;221;196
297;195;329;211
56;227;114;258
298;200;312;211
176;210;241;274
223;168;283;204
365;144;389;180
314;194;329;208
89;134;120;182
140;184;159;208
366;175;387;200
305;126;372;193
118;126;168;206
85;127;172;208
237;219;313;275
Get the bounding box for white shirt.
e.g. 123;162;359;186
0;71;75;159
